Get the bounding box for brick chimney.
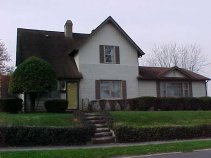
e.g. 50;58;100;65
64;20;73;38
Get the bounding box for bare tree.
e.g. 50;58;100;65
145;43;206;72
0;40;11;74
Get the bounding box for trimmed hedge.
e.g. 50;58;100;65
0;98;23;113
127;97;211;111
91;97;211;111
114;125;211;143
0;126;94;146
45;99;68;113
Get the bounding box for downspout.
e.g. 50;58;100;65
205;80;209;96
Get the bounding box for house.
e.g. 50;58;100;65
16;16;209;111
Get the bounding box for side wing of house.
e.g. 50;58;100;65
138;67;209;98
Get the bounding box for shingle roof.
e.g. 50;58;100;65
138;66;209;81
16;28;89;79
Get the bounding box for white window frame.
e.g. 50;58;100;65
160;81;190;97
104;45;116;64
100;80;122;99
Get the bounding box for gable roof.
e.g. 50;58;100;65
69;16;145;57
16;28;88;79
138;66;209;81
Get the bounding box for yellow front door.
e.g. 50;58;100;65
67;82;78;109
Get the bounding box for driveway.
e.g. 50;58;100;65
120;149;211;158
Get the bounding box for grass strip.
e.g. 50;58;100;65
1;140;211;158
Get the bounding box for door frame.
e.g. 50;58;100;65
66;81;79;110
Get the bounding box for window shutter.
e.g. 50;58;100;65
156;81;161;97
99;45;104;63
122;80;127;99
115;46;120;64
189;82;193;97
95;80;100;99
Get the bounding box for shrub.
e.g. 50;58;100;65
138;97;157;110
0;126;94;146
116;99;127;110
45;99;68;113
114;125;211;143
127;98;139;110
99;100;107;110
0;98;23;113
199;97;211;110
157;97;204;111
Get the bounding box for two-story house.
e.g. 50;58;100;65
16;16;209;111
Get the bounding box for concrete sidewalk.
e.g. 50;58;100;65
0;138;211;152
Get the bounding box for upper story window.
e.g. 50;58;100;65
104;46;115;63
99;45;120;64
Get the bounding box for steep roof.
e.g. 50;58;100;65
70;16;145;57
16;16;145;79
138;66;209;81
16;28;89;79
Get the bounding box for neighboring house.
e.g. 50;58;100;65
16;16;209;111
0;75;10;98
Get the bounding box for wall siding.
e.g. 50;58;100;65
138;81;157;97
165;70;186;78
77;23;139;103
192;81;206;97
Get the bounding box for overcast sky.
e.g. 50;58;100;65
1;0;211;94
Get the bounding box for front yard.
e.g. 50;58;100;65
0;112;79;127
111;111;211;128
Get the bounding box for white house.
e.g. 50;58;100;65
16;16;209;111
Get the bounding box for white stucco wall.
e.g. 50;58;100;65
77;23;140;102
192;81;206;97
138;81;157;97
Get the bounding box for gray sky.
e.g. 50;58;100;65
1;0;211;94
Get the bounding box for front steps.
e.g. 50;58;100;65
84;112;115;144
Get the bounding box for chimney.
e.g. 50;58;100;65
64;20;73;38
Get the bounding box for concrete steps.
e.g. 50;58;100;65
84;112;115;144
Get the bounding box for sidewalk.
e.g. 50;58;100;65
0;138;211;152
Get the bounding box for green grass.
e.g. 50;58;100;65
0;112;79;127
1;140;211;158
111;111;211;128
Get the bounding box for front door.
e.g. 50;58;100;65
67;82;78;109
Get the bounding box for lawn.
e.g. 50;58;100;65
1;140;211;158
0;112;79;127
111;111;211;128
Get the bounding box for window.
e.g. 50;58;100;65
100;81;122;99
58;80;66;91
160;82;190;97
99;45;120;64
104;46;115;63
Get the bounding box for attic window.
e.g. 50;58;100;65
105;46;115;63
99;45;120;64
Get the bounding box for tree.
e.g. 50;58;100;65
0;40;11;74
9;57;57;112
145;43;206;72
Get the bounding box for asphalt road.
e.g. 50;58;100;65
121;149;211;158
